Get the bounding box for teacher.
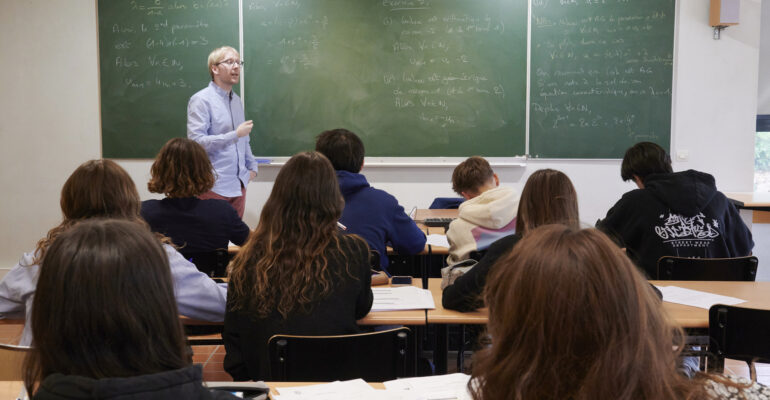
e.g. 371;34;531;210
187;46;257;218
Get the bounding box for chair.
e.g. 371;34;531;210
709;304;770;378
0;343;31;380
656;256;758;281
268;327;411;381
181;249;230;277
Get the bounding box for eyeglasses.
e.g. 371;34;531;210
217;59;244;66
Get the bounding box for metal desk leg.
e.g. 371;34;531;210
435;324;448;374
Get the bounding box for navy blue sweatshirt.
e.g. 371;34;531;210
336;170;426;273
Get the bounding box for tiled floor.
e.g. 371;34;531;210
1;322;768;385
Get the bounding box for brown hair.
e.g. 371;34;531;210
452;156;494;196
228;151;366;318
33;159;145;264
471;225;713;400
147;138;215;198
315;128;365;173
515;169;580;235
24;219;188;395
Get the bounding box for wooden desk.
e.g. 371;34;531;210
725;192;770;211
0;381;388;398
427;278;770;374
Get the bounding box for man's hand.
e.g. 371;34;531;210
236;120;253;138
249;170;257;181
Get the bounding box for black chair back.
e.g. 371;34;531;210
181;249;230;277
656;256;757;281
268;327;411;381
709;304;770;378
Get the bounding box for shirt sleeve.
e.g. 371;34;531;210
166;245;227;321
228;207;251;246
0;254;39;319
388;202;427;256
187;95;239;151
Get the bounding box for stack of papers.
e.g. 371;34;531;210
273;374;471;400
372;286;435;311
655;285;746;309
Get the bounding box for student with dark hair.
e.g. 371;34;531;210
224;151;373;381
445;156;518;265
443;169;579;311
598;141;753;278
470;225;769;400
23;219;237;399
0;160;227;346
142;138;250;273
315;128;425;274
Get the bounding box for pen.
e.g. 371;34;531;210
337;221;347;231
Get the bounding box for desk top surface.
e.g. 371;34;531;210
428;278;770;328
724;192;770;207
0;381;387;398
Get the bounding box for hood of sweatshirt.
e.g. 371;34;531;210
644;170;718;215
457;186;518;229
336;170;370;197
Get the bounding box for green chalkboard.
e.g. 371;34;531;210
98;0;238;158
242;0;528;157
528;0;675;158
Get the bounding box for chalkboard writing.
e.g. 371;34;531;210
98;0;238;158
243;0;528;157
528;0;675;158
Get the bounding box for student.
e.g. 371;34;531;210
315;128;425;274
223;151;373;381
446;156;518;265
597;142;753;278
142;138;250;274
442;169;579;311
0;159;227;346
23;219;238;399
470;225;769;400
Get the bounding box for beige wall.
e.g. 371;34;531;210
0;0;764;277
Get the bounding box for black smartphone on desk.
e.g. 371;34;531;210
391;276;413;285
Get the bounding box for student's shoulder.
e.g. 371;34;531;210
338;232;370;254
702;375;770;399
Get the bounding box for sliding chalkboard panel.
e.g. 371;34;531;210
98;0;238;158
242;0;527;157
529;0;675;158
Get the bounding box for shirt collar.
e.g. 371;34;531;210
208;80;232;100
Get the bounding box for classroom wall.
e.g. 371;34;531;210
0;0;764;279
759;0;770;114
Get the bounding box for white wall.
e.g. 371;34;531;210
0;0;763;278
759;0;770;114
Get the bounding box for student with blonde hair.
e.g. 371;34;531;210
471;224;769;400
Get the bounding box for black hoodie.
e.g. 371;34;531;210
598;170;753;278
31;366;238;400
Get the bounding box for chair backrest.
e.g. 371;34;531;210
709;304;770;377
181;249;230;277
268;327;411;381
656;256;757;281
0;343;31;380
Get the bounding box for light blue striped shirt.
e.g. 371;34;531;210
187;81;257;197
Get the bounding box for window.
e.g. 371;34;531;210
755;115;770;191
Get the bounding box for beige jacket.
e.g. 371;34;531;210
446;186;519;265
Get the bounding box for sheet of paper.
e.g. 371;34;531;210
384;373;472;400
655;285;746;309
372;286;436;311
274;379;383;400
425;234;449;248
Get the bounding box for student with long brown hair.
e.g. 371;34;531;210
0;159;227;346
442;169;579;311
142;138;250;275
471;225;769;400
224;151;373;381
23;219;237;399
